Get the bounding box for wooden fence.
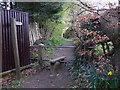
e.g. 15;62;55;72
0;9;30;72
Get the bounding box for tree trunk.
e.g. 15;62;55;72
111;41;120;71
111;48;120;71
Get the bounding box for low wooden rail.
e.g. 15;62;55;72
30;45;76;48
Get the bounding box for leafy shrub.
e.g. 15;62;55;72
94;44;104;57
88;74;119;89
70;55;120;88
87;58;119;89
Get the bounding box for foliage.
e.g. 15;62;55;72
5;78;24;88
30;48;39;63
70;23;118;89
44;36;69;46
63;27;77;38
70;31;118;88
88;73;119;89
14;2;73;40
70;2;119;88
70;54;120;88
94;42;114;57
2;63;37;88
13;2;64;23
87;57;119;89
80;21;96;31
31;52;38;60
70;28;118;88
46;3;72;38
74;29;110;64
94;44;104;57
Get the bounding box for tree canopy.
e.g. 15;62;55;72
13;2;64;23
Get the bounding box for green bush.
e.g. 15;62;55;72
94;44;104;57
70;55;120;89
88;64;119;89
88;73;119;89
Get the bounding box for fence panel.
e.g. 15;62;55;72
0;9;30;72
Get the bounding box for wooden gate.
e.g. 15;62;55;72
0;9;30;72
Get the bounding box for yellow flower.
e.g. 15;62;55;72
108;71;113;76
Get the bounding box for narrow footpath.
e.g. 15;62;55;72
21;41;74;88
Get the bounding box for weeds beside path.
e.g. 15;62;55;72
20;41;74;88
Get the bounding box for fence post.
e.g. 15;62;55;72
0;8;2;88
11;18;20;80
38;44;44;70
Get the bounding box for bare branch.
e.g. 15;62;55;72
72;1;110;22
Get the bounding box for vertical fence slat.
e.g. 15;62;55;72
23;14;26;66
10;10;15;70
21;13;24;67
2;9;6;71
5;10;10;70
0;9;2;73
8;10;12;70
26;13;30;65
1;9;4;72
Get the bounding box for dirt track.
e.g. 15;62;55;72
21;41;74;88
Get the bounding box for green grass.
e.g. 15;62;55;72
44;36;72;47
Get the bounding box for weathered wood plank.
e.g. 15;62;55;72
50;56;66;63
11;18;20;80
50;56;66;75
